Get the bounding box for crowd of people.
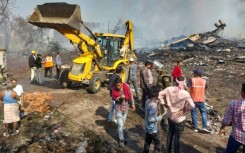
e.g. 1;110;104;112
107;58;245;153
1;50;244;153
28;50;62;84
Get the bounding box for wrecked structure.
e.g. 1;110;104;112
169;20;236;50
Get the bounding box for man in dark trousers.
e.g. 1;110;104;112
140;60;153;110
55;52;62;80
107;66;123;123
128;57;139;99
28;50;37;83
35;54;43;84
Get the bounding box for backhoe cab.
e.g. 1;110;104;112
28;3;136;93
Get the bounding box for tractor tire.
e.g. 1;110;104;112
59;69;72;88
88;74;101;94
119;64;128;83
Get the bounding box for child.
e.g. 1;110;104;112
143;85;162;153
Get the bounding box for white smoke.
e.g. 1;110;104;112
79;0;245;41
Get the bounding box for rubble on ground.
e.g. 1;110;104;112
0;110;111;153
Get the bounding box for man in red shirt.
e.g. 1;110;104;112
171;60;183;82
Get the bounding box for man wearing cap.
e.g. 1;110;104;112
128;58;139;99
28;50;37;83
187;69;211;133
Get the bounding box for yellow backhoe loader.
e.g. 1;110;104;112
28;3;136;93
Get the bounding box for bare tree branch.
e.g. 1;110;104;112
0;0;9;15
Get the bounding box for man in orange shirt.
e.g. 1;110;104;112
44;54;54;78
187;69;211;133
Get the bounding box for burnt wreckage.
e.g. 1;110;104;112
170;20;236;50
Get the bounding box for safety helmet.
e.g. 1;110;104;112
32;50;36;54
129;58;134;62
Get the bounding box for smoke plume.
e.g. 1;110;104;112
79;0;245;41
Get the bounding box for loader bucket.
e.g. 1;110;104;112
28;3;82;31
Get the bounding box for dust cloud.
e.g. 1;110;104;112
80;0;245;41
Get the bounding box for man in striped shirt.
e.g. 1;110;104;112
219;83;245;153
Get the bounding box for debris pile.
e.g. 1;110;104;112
206;102;222;132
165;20;237;51
0;111;111;153
22;92;52;113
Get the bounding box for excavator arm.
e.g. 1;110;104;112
123;20;134;51
28;3;103;59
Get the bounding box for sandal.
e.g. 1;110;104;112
11;130;19;136
3;133;10;137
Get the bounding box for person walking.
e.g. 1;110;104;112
1;83;20;137
28;50;37;83
158;76;195;153
128;57;139;99
35;54;44;84
55;52;62;80
171;60;183;82
44;54;54;78
140;60;153;110
188;69;211;133
112;78;135;148
107;66;123;123
219;83;245;153
143;85;162;153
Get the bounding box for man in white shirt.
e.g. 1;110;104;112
11;79;24;105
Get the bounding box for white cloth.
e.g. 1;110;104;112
148;69;153;85
13;84;23;96
4;103;20;123
31;66;37;82
13;84;23;105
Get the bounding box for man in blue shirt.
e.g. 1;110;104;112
144;85;162;153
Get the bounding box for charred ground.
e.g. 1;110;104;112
0;46;245;152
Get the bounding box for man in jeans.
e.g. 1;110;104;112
188;69;211;133
128;57;139;99
112;78;135;148
143;85;162;153
219;83;245;153
107;66;123;123
159;76;194;153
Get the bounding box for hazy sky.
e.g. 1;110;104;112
14;0;245;40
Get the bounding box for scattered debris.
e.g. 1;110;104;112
168;20;237;51
76;141;88;153
235;56;245;63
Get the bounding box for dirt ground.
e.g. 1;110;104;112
1;49;244;153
